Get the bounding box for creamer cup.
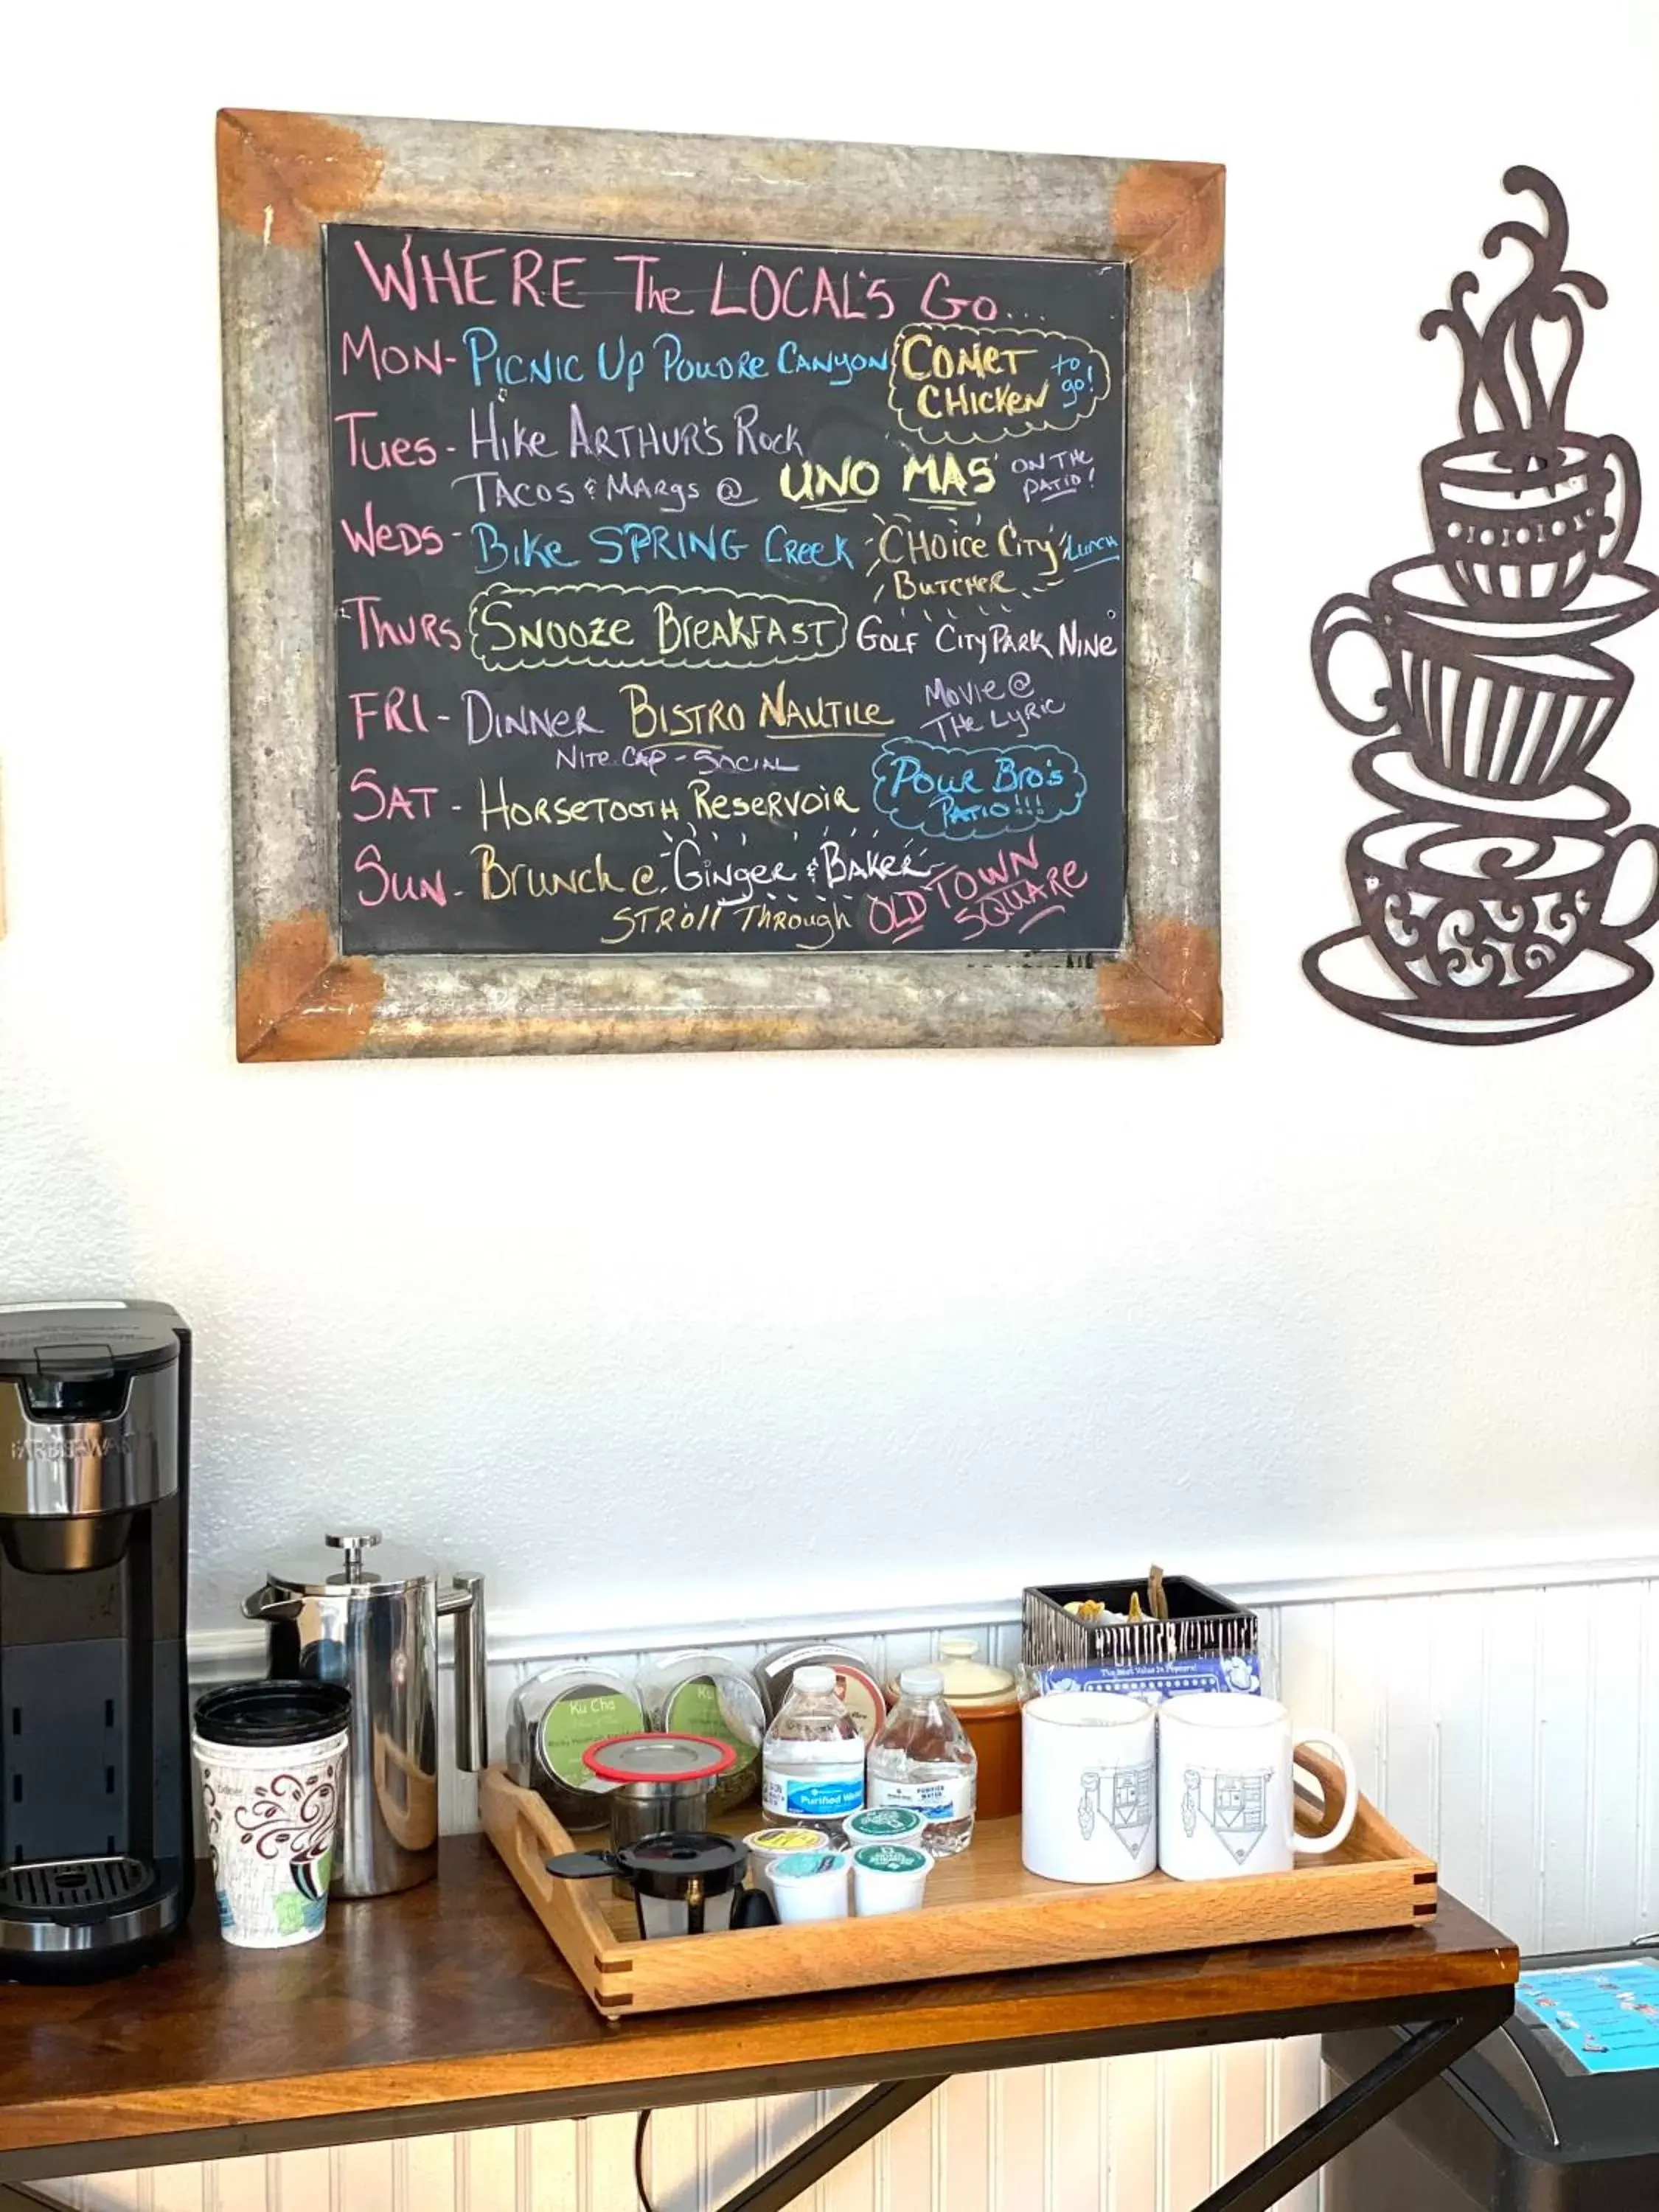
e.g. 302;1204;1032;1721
768;1847;850;1923
742;1825;828;1902
851;1842;931;1917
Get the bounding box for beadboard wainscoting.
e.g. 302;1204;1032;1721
55;1559;1659;2212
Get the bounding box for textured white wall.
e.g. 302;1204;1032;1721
0;0;1656;1644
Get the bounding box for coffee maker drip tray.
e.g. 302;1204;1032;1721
1;1855;155;1913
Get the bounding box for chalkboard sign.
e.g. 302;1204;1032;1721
323;226;1127;958
220;113;1222;1057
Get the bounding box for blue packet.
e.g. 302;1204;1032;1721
1033;1652;1261;1704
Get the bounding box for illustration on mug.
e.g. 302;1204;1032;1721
1305;167;1658;1043
1180;1764;1272;1865
1077;1759;1155;1855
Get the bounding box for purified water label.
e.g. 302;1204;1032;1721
869;1773;974;1822
762;1761;865;1819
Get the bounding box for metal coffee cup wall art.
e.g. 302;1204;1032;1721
1305;167;1659;1043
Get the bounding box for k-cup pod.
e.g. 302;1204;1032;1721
192;1680;351;1949
768;1848;850;1923
851;1842;932;1917
742;1825;829;1901
843;1806;928;1848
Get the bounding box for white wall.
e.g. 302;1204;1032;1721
1;0;1655;1642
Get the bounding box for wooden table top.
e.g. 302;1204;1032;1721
0;1837;1517;2170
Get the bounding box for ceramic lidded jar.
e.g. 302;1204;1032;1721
934;1638;1023;1818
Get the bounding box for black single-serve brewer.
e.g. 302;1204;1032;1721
0;1301;192;1978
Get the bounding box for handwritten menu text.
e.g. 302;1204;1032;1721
324;228;1127;955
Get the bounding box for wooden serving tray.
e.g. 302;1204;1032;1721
479;1764;1437;2020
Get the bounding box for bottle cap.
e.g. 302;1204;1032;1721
793;1664;838;1694
898;1666;945;1697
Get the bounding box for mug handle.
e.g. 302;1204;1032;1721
1599;435;1641;571
1291;1732;1360;1856
1604;826;1659;942
1310;594;1399;737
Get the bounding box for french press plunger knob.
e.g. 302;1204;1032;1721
324;1527;383;1582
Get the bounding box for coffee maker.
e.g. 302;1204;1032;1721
0;1301;192;1978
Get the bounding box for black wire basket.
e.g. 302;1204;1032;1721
1022;1574;1257;1673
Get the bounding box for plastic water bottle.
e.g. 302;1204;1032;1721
760;1664;866;1830
866;1666;977;1854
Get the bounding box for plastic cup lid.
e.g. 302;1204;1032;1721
582;1732;737;1784
852;1843;929;1874
744;1827;827;1854
193;1679;352;1748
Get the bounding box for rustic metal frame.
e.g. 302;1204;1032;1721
218;111;1223;1058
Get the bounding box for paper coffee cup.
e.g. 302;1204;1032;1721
768;1847;850;1923
851;1842;931;1916
193;1680;351;1949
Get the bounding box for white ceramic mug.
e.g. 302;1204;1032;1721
1021;1691;1157;1884
1157;1694;1357;1881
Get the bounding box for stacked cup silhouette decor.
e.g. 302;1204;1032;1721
1306;167;1659;1043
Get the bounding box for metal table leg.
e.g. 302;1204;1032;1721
709;1989;1512;2212
713;2078;945;2212
1194;1994;1513;2212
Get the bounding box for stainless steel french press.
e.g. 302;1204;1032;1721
243;1529;487;1897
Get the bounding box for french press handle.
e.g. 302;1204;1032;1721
437;1571;488;1773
